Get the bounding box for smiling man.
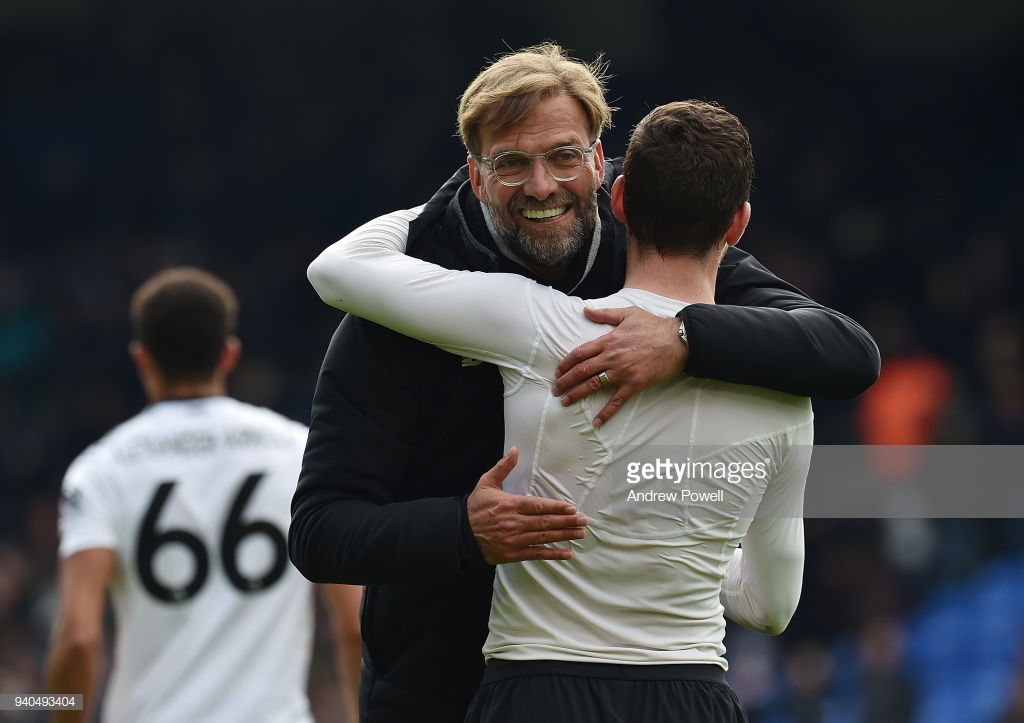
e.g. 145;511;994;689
469;94;603;279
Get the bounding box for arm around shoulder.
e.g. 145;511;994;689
685;247;880;399
307;207;422;309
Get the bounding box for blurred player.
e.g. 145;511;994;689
45;267;362;723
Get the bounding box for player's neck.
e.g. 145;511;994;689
150;379;226;403
623;242;718;304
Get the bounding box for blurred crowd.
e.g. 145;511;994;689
2;2;1022;720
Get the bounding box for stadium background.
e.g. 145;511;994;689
2;1;1023;720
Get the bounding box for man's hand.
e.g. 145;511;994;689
552;307;688;427
468;447;588;564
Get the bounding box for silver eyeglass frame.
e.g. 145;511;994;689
473;140;599;187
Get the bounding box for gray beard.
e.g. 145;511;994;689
484;191;598;270
499;216;587;268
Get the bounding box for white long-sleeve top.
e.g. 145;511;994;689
309;208;813;668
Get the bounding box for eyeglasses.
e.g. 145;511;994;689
474;141;598;187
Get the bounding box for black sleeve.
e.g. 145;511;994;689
288;314;488;585
680;246;880;399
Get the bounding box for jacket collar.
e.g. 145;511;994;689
407;161;626;296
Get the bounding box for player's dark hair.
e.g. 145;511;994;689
129;267;237;381
623;100;753;259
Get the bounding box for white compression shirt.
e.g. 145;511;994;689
309;208;813;668
59;396;315;723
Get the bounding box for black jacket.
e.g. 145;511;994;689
290;161;879;722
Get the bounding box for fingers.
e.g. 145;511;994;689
556;371;611;407
552;306;631;383
478;530;587;564
591;388;631;428
502;543;577;562
516;524;588;546
469;448;590;564
555;370;645;427
583;306;628;325
499;493;586;524
515;491;578;516
553;309;687;427
492;521;588;563
553;340;606;388
477;446;519;489
496;446;518;474
553;342;627;398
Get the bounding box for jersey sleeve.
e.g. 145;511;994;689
719;419;813;635
683;247;880;399
307;208;541;367
59;447;121;558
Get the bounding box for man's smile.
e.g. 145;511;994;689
520;206;570;222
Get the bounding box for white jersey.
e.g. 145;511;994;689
310;209;813;669
59;396;315;723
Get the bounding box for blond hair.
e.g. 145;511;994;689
457;42;614;155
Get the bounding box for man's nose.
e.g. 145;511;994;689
520;156;559;200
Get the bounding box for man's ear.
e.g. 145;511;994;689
468;155;486;203
219;336;242;376
592;139;606;191
128;340;152;375
129;340;162;401
610;175;627;223
724;201;752;247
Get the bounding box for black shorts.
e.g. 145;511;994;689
464;659;748;723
